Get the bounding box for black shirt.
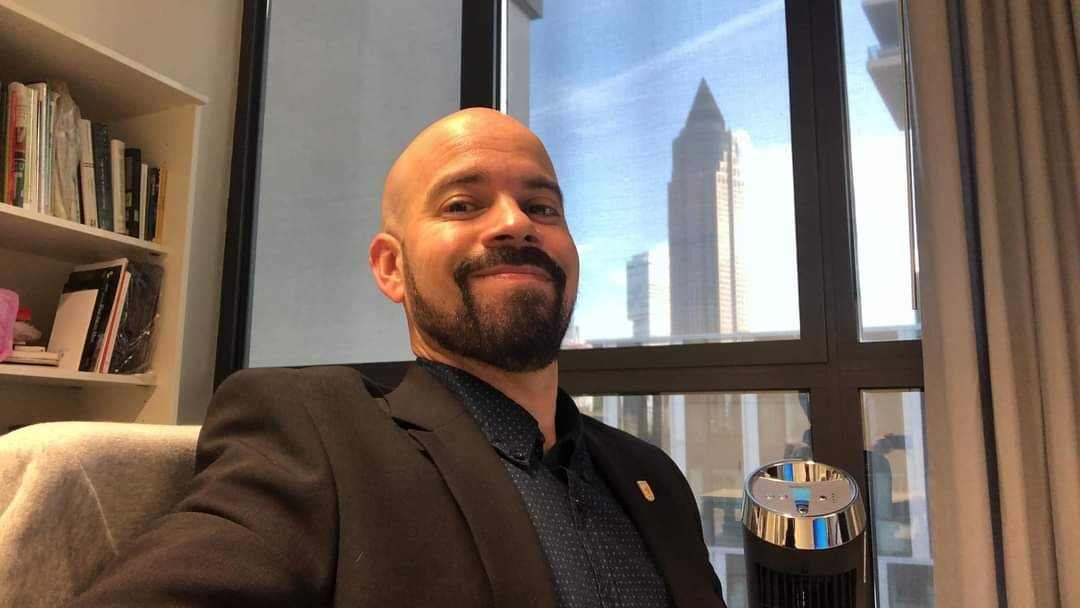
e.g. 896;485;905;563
417;359;672;608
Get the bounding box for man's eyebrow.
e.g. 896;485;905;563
429;171;490;198
523;176;563;202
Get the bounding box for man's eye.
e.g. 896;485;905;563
444;200;477;214
527;203;560;218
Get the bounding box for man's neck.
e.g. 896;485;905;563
417;349;560;451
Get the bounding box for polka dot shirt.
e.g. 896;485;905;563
417;359;672;608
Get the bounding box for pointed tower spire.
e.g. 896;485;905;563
686;78;725;125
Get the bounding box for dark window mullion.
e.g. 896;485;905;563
785;0;830;364
460;0;500;109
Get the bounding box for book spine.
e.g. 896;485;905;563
109;139;125;234
77;119;98;227
0;81;6;203
68;265;123;372
138;163;148;240
25;85;38;211
123;148;141;238
97;270;131;373
90;122;112;231
155;167;167;242
44;89;59;216
145;167;160;240
7;83;30;207
77;282;110;372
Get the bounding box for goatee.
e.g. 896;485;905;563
406;246;573;372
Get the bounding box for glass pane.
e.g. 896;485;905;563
574;391;811;608
841;0;923;342
247;0;462;367
862;389;935;607
515;1;801;348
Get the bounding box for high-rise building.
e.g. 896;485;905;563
626;243;670;340
667;79;747;340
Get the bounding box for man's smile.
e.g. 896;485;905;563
470;264;553;282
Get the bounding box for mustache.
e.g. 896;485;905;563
453;247;567;290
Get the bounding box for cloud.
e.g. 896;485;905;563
531;1;786;118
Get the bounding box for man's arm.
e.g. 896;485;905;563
71;368;340;606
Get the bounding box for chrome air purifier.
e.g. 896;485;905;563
742;460;868;608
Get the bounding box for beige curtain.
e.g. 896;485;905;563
910;1;1080;607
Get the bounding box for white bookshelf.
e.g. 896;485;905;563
0;0;206;427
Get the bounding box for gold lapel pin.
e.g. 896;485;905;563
636;480;656;502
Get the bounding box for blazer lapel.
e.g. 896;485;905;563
384;365;557;608
585;426;718;607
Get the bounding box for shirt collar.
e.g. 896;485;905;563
415;358;583;470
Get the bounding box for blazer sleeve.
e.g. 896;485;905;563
70;367;340;607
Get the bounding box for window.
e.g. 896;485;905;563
863;390;934;607
510;0;927;605
575;391;811;600
840;0;922;342
222;1;931;605
519;1;801;348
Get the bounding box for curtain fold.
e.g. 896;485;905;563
909;2;1001;605
911;0;1080;606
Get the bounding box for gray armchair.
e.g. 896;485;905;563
0;421;200;607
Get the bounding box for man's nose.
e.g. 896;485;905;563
481;195;540;246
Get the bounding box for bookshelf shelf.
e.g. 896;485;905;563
0;1;206;122
0;203;168;263
0;363;156;388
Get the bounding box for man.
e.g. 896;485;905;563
73;109;727;607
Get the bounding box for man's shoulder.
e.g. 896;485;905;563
580;415;676;468
219;365;390;399
211;365;395;425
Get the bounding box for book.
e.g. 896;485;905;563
0;80;5;200
145;167;160;241
63;259;126;371
97;269;131;372
122;147;141;238
0;81;6;202
3;349;60;366
77;119;98;227
90;122;112;230
45;88;59;216
46;288;98;371
48;84;79;223
109;138;125;234
138;163;148;240
25;83;41;211
108;260;163;374
24;83;58;215
5;83;30;207
155;167;167;242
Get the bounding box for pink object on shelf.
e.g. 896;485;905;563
0;289;18;362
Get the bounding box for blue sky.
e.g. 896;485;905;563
527;0;917;341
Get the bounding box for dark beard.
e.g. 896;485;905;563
405;246;572;372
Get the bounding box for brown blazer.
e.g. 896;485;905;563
72;364;727;607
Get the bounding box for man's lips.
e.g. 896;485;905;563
470;264;553;281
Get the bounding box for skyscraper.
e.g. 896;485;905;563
626;243;670;341
667;78;747;340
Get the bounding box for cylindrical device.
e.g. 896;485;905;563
741;459;868;608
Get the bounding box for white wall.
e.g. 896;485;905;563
23;0;243;423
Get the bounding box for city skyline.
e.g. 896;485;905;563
530;0;918;345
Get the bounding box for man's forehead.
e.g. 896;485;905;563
381;109;555;228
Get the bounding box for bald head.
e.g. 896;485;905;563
380;108;555;236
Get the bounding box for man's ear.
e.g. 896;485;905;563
369;232;405;303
